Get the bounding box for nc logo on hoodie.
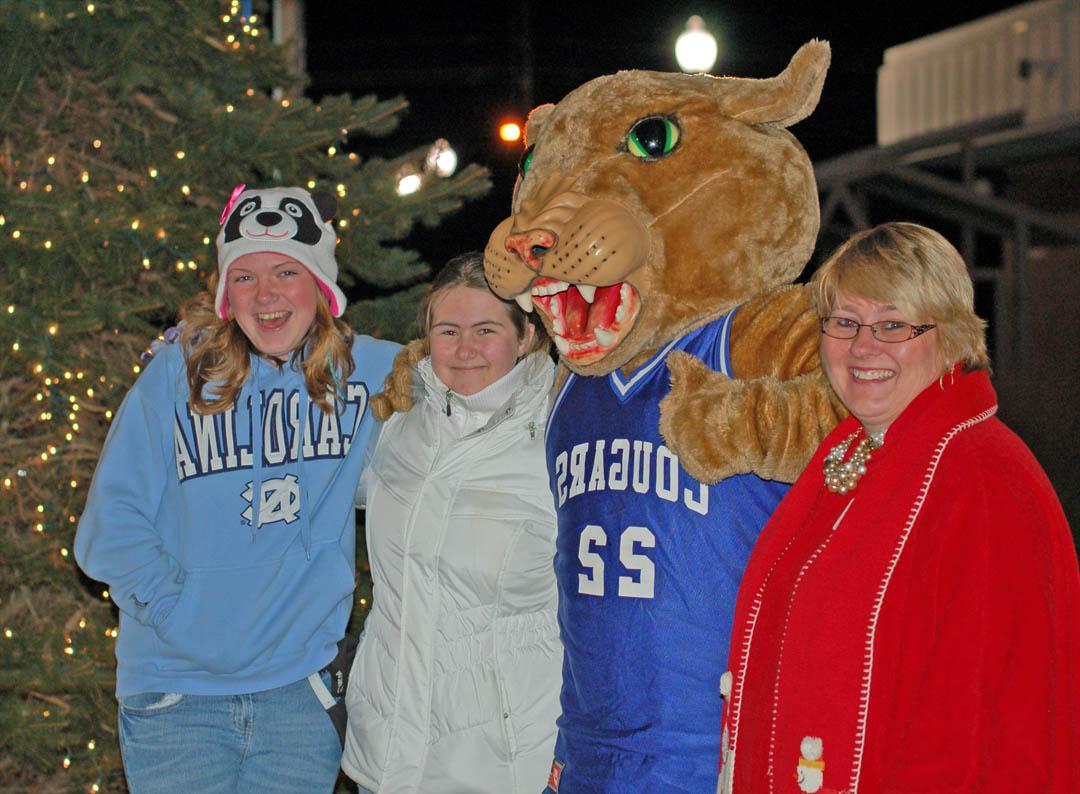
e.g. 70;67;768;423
242;474;300;527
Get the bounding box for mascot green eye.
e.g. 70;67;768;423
518;145;535;177
626;116;680;159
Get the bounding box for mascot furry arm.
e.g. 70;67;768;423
479;40;844;483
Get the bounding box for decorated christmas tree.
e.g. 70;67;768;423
0;1;489;790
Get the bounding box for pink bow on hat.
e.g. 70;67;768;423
218;183;247;225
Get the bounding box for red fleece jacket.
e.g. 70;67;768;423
719;368;1080;794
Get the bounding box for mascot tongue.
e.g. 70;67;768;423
555;283;622;342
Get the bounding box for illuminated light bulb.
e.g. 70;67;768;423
45;184;53;192
181;185;191;196
156;228;167;239
148;167;158;178
86;2;94;12
105;410;113;419
187;261;197;270
250;13;258;22
251;28;259;37
499;122;522;143
133;364;142;374
64;371;72;379
221;14;230;22
62;757;71;768
202;236;210;244
92;139;101;148
6;305;13;313
3;478;10;487
226;103;235;113
61;548;69;557
110;628;118;638
47;155;56;165
327;146;337;157
131;220;141;231
48;324;58;335
73;422;79;430
44;377;53;385
116;184;124;192
65;432;73;441
40;453;48;461
34;364;43;373
37;504;44;512
49;445;57;453
86;387;94;397
338;219;348;229
246;88;255;96
44;240;53;249
81;171;89;182
92;784;100;792
87;740;96;750
175;261;185;271
281;98;291;108
102;590;109;599
0;215;4;226
227;34;236;43
3;628;12;638
396;173;422;196
307;179;316;189
243;24;250;32
336;183;346;195
35;522;44;530
63;646;73;655
351;208;360;216
43;710;50;717
142;258;150;269
11;342;19;351
19;180;27;190
78;618;86;629
359;598;367;606
175;150;185;160
69;515;76;523
12;230;21;239
348;152;358;161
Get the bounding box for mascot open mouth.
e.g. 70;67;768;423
516;277;639;363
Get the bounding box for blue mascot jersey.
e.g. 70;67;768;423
544;312;789;793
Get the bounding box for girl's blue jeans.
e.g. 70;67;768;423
118;672;340;793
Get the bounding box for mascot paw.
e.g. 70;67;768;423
660;351;751;484
370;339;425;421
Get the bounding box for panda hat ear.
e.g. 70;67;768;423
310;189;338;223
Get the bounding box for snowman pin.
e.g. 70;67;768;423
795;736;825;793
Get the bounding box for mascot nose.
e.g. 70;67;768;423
504;229;556;272
255;211;281;227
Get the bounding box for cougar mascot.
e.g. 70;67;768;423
480;41;844;793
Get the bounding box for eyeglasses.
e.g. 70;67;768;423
820;316;937;343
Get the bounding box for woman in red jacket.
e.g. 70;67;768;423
718;222;1079;794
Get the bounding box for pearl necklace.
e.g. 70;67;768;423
822;429;884;494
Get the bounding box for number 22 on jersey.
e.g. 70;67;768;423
577;524;656;599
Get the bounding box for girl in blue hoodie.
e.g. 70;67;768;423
75;186;399;793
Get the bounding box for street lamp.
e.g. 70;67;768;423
675;15;718;73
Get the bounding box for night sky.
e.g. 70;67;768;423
305;0;1024;265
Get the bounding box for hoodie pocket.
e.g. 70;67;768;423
155;544;353;675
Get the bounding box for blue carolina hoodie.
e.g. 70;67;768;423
75;335;399;697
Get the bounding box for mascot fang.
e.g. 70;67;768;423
482;41;844;793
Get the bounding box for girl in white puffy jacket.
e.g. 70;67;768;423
342;253;561;793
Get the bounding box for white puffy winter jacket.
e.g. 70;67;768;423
342;352;562;793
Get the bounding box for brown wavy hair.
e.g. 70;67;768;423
180;273;355;415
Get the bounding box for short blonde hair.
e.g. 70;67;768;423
810;222;989;371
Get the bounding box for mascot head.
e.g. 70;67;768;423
484;41;830;375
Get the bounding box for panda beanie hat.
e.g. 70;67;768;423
214;185;347;319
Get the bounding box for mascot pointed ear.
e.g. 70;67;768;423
524;103;555;145
717;39;830;128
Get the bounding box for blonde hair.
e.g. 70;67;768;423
418;252;549;356
811;222;989;371
180;272;354;415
